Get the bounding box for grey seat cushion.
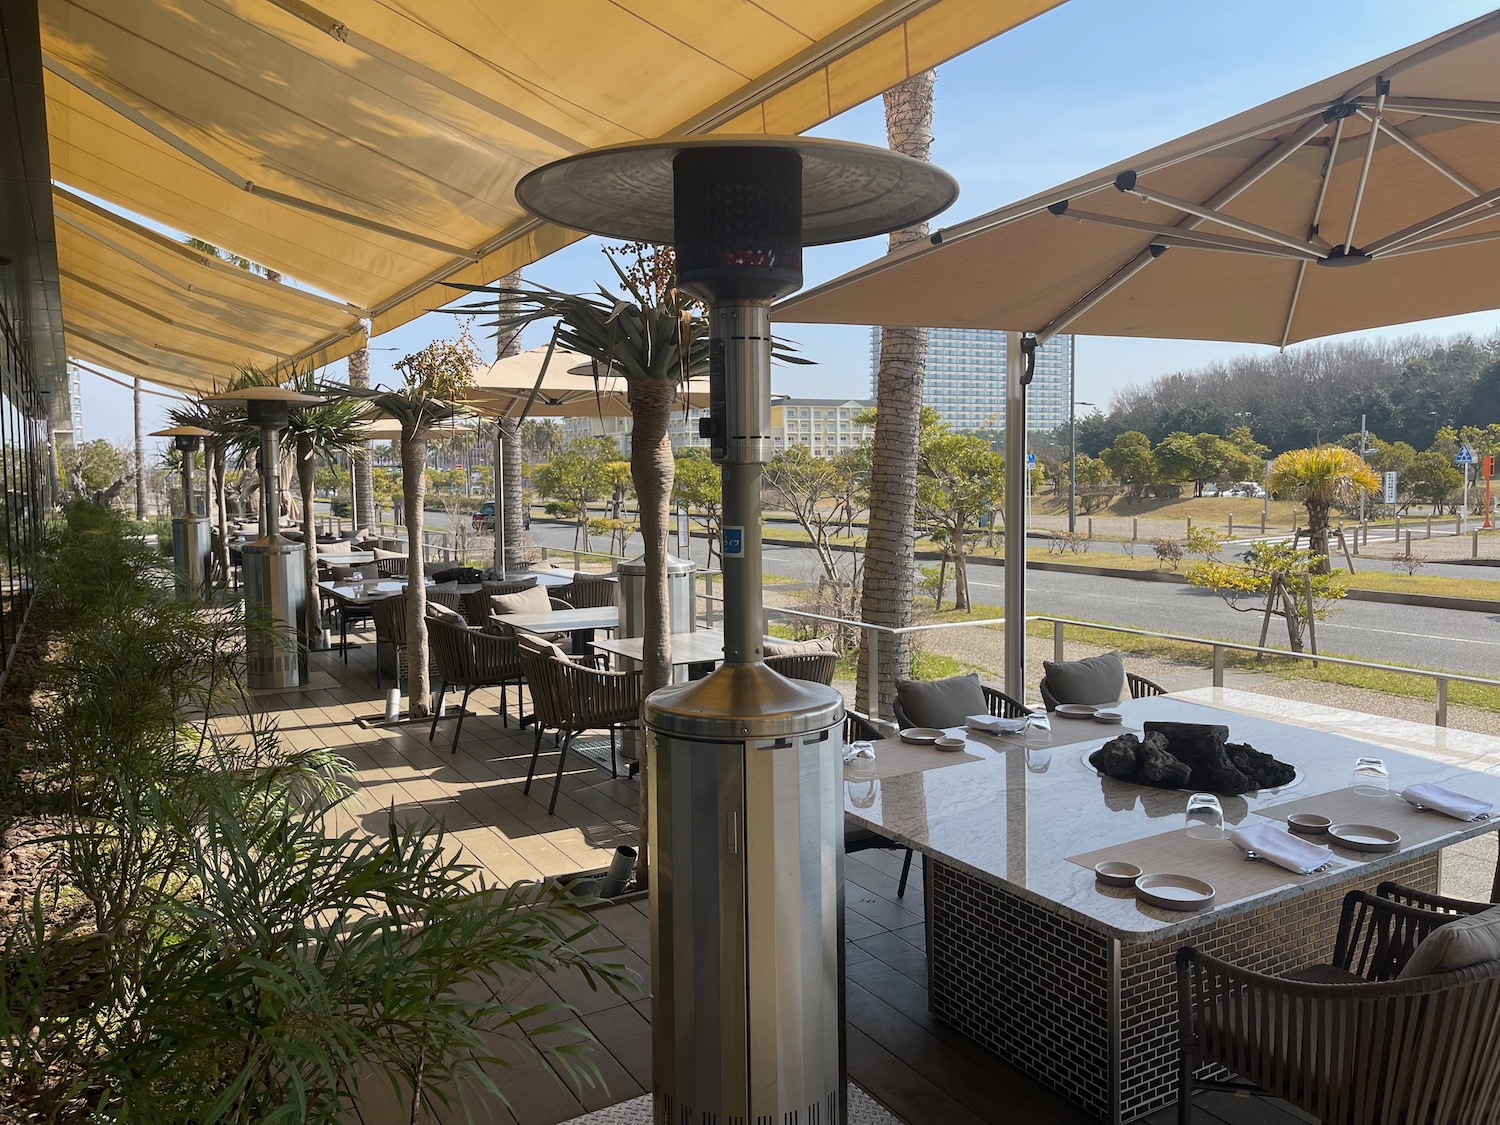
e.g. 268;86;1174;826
424;601;466;625
1041;651;1125;709
1398;905;1500;978
490;584;553;617
894;673;988;729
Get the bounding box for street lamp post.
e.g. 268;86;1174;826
1067;398;1094;534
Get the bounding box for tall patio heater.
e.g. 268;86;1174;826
151;424;213;603
204;386;322;689
516;136;955;1125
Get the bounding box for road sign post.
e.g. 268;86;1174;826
1483;454;1495;530
1454;445;1477;533
1383;471;1398;506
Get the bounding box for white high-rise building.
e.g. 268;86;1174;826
868;328;1074;433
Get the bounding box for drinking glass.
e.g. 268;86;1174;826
1025;747;1052;773
1352;756;1389;797
1185;793;1225;841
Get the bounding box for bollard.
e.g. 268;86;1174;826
1406;530;1413;556
1426;516;1433;539
1186;516;1193;535
1456;514;1463;535
1228;515;1234;538
1088;516;1093;538
1132;517;1138;541
1260;512;1266;535
1475;530;1482;559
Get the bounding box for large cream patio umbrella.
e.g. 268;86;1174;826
776;9;1500;700
464;345;709;568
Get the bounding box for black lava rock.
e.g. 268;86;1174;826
1089;734;1142;778
1137;737;1193;788
1226;741;1296;789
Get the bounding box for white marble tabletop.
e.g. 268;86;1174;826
593;629;724;665
847;692;1500;941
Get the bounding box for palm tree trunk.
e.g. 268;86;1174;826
210;441;231;585
297;434;324;648
629;379;675;697
499;417;524;570
1307;500;1331;575
349;341;376;532
403;430;431;716
133;378;147;519
495;270;526;571
856;69;935;716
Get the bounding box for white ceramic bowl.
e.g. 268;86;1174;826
933;736;967;752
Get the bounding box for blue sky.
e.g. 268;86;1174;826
81;0;1500;447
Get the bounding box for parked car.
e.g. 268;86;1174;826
1226;481;1265;498
472;501;495;531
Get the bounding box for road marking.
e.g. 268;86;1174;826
1323;622;1500;648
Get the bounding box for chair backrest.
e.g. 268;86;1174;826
427;616;475;681
376;555;408;578
1127;672;1166;699
516;635;572;728
766;651;837;685
372;594;408;645
568;572;618;609
844;710;882;744
893;673;988;729
427;586;464;613
549;597;574;612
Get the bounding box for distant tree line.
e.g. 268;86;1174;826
1070;332;1500;457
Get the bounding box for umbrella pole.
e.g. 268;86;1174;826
494;423;506;572
1004;331;1028;700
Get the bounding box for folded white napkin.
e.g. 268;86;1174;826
966;714;1027;734
1230;822;1333;875
1402;782;1493;822
843;740;876;765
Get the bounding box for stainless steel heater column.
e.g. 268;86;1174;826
153;424;213;603
513;134;956;1125
204;387;322;689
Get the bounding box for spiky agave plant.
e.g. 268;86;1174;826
1269;446;1379;574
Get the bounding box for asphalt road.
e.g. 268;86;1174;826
495;518;1499;680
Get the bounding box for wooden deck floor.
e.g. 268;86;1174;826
272;637;1308;1125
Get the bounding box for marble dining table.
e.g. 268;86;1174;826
848;689;1500;1123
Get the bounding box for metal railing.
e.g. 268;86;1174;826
746;603;1500;729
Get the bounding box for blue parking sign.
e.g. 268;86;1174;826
723;526;744;558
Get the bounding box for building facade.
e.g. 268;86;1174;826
869;328;1074;434
561;398;875;459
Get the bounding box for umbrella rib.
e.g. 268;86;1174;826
1364;96;1500;124
1341;80;1388;253
1063;210;1321;261
1114;184;1324;257
1034;247;1163;344
1380;226;1500;258
1367;116;1484;196
1364;182;1500;255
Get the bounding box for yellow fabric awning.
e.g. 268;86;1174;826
41;0;1063;392
55;188;365;393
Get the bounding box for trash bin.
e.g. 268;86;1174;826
617;552;696;639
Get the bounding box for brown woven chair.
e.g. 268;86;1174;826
371;594;408;691
1177;887;1500;1125
1127;672;1167;698
842;711;915;897
893;681;1031;728
427;617;525;751
375;555;409;578
765;650;837;685
517;636;641;815
427;586;464;614
567;572;618;609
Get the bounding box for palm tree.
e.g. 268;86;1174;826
1269;446;1379;573
451;245;702;699
348;335;377;532
859;69;936;715
281;370;365;646
330;335;477;717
